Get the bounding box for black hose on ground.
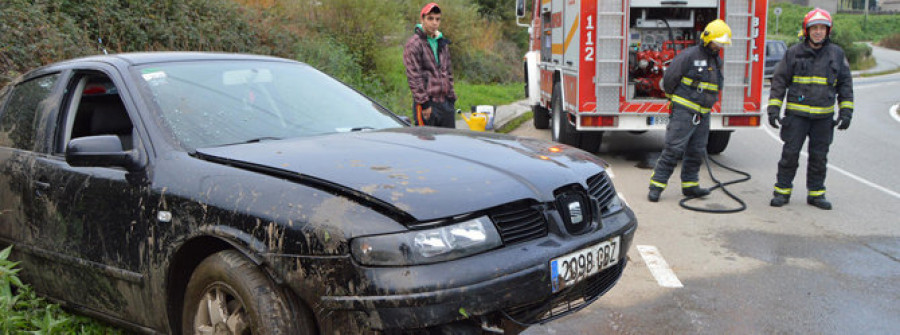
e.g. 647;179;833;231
679;151;751;213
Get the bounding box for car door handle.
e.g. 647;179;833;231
34;181;50;197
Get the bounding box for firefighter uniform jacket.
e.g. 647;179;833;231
662;44;723;114
767;41;854;119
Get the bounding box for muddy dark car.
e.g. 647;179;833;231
0;52;637;334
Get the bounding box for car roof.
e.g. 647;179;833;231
65;52;295;66
20;52;299;81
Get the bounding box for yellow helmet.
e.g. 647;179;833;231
701;19;732;46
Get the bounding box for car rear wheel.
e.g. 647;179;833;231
182;250;314;335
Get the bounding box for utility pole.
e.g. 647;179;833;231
864;0;869;31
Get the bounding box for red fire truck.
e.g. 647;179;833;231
516;0;767;153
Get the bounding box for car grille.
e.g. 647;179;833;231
502;258;627;325
586;172;617;215
488;202;548;245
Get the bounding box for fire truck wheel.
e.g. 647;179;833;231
707;131;732;154
533;105;550;129
551;82;580;146
578;132;603;153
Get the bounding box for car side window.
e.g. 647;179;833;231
0;74;60;150
58;72;135;154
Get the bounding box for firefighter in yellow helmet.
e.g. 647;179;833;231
648;19;731;202
767;8;854;210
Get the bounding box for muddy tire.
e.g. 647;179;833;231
533;105;550;129
182;250;315;335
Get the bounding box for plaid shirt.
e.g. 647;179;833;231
403;27;456;108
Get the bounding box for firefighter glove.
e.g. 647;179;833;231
835;110;852;130
768;112;781;129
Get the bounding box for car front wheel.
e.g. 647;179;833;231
182;250;313;335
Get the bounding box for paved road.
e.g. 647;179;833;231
511;73;900;334
853;43;900;76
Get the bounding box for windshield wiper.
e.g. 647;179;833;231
334;126;375;132
221;136;283;146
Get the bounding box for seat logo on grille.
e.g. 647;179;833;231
567;201;583;224
556;191;592;234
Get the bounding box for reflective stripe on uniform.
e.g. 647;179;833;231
792;76;829;85
671;95;711;114
839;101;854;109
774;186;792;195
808;190;826;196
785;102;835;115
682;181;699;188
769;98;783;107
681;77;719;92
650;179;667;188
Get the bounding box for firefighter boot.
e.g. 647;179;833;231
682;186;711;198
770;192;790;207
807;196;832;210
648;186;664;202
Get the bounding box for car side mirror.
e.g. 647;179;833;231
516;0;525;18
66;135;142;171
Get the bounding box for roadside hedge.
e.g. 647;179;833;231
0;0;297;85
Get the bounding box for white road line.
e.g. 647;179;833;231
891;104;900;124
636;245;683;288
762;125;900;200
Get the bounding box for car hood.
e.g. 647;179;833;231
194;128;607;222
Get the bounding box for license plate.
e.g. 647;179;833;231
550;236;621;293
649;115;670;125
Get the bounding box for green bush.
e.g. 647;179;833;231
0;0;297;86
0;0;94;84
766;3;896;69
768;2;900;42
0;246;122;334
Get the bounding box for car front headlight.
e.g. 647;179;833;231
351;216;502;266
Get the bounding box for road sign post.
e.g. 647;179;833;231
774;7;782;35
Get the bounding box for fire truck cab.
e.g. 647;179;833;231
517;0;767;154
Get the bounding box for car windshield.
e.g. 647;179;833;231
134;60;403;150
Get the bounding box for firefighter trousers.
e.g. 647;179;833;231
775;114;834;195
650;105;710;189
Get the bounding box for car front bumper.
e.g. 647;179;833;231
272;207;638;332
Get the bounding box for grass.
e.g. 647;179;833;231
369;46;524;118
455;82;525;113
860;68;900;77
0;246;123;334
851;56;877;71
495;111;534;134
